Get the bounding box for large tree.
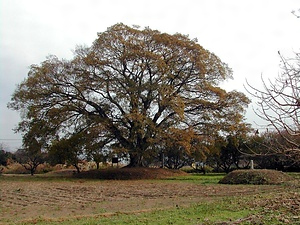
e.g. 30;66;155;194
9;23;249;167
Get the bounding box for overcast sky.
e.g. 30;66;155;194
0;0;299;151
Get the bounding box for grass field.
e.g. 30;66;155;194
0;172;299;225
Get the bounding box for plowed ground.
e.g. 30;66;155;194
0;174;291;224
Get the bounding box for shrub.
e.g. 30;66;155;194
4;163;28;174
3;162;56;174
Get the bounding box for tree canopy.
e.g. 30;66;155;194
9;23;250;167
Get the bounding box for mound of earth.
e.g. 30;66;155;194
74;167;187;180
219;169;294;185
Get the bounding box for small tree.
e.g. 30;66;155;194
206;122;252;173
0;149;15;167
0;144;16;167
86;146;110;170
219;136;251;173
0;150;7;166
84;126;113;169
48;133;85;173
15;139;46;176
161;128;208;169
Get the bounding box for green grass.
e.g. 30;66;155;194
18;196;253;225
165;173;225;184
0;172;225;184
288;172;300;180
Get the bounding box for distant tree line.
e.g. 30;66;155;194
1;128;299;175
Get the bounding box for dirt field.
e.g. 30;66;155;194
0;175;290;224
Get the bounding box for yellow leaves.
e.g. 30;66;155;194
126;110;145;122
125;110;154;142
207;85;226;98
170;95;185;120
158;85;185;120
8;23;252;167
164;127;197;154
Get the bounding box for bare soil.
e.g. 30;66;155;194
0;171;292;224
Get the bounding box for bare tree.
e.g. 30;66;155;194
291;9;300;18
246;52;300;157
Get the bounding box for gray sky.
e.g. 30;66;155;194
1;0;299;151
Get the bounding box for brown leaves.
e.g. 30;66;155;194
8;23;250;166
250;191;300;224
162;127;199;155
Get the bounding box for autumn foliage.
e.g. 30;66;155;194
9;24;249;167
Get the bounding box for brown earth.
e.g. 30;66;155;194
0;170;293;224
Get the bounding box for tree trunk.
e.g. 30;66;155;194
126;153;145;167
30;167;35;176
22;163;36;176
74;164;81;173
